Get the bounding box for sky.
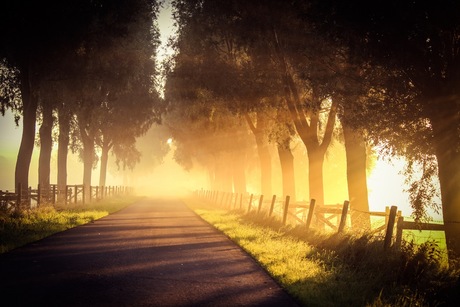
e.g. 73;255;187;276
0;2;443;222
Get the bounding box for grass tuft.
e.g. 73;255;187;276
185;198;460;306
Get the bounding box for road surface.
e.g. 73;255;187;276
0;198;299;306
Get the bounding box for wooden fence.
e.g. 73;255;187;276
195;189;445;250
0;183;132;212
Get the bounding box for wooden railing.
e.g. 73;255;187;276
195;189;445;251
0;183;133;211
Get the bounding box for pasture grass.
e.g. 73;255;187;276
0;195;139;254
185;198;460;306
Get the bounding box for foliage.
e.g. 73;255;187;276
0;0;164;189
0;59;21;124
306;0;460;229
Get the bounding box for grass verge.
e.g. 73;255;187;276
184;198;460;307
0;195;140;254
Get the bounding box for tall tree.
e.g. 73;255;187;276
170;0;287;196
309;0;460;255
0;0;94;191
1;0;162;202
56;98;74;199
37;99;54;195
238;0;338;206
67;0;161;198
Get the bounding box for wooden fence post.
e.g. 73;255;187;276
28;186;32;207
37;184;41;206
74;185;77;204
257;195;264;213
247;194;253;212
282;195;290;225
82;185;85;205
269;195;276;217
239;193;243;210
338;201;349;233
64;185;68;205
385;206;390;225
306;199;316;229
233;193;238;209
384;205;398;250
16;183;22;210
52;185;56;204
395;216;404;249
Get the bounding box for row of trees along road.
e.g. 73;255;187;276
0;0;165;200
163;0;460;258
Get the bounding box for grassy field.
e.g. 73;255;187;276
0;195;140;254
184;198;459;307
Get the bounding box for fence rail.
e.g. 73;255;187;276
0;183;133;212
195;189;445;251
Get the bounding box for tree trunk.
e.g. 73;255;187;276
307;148;325;206
256;134;272;197
15;64;38;193
436;150;460;257
38;102;53;199
78;117;94;203
57;107;70;201
277;139;295;201
272;28;337;208
99;143;110;187
431;103;460;258
343;124;371;230
82;140;94;202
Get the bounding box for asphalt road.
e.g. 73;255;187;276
0;198;299;306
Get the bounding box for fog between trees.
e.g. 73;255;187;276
1;1;459;257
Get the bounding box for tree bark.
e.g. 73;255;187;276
99;142;111;187
306;148;325;206
431;100;460;258
82;138;94;202
290;97;337;206
78;117;94;203
277;139;295;201
15;64;38;193
436;150;460;257
271;31;336;206
57;106;70;201
38;101;53;200
343;124;371;229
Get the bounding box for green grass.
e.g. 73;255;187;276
185;198;460;307
0;195;140;254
